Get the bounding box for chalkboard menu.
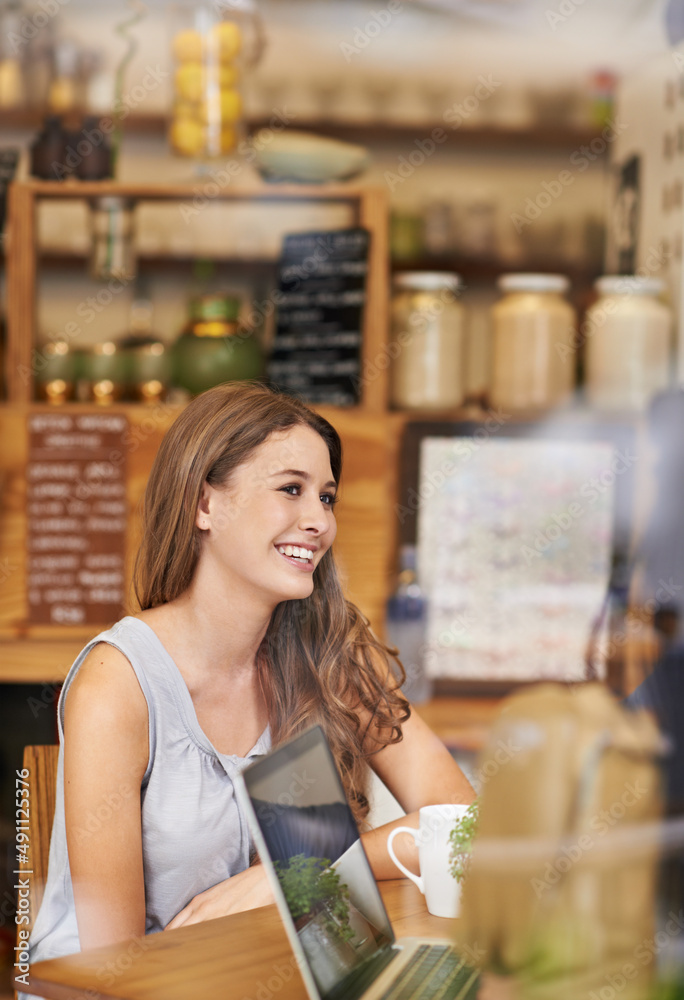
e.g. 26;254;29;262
268;228;370;406
27;412;128;626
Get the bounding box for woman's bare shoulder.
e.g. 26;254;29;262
66;642;148;728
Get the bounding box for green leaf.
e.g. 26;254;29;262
448;799;480;884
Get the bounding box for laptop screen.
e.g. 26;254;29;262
240;726;396;999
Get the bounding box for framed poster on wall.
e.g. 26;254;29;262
398;417;636;695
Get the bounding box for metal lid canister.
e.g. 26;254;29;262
585;275;672;411
490;273;576;411
390;272;465;411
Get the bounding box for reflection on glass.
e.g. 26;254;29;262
274;854;381;995
253;799;358;864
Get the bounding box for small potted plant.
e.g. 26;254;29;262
448;799;480;885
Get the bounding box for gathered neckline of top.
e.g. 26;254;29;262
117;616;270;765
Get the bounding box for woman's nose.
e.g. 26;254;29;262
298;494;332;535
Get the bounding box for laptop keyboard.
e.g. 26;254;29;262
378;944;479;1000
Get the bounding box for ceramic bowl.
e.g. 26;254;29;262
252;130;370;183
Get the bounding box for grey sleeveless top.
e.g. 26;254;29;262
27;616;271;975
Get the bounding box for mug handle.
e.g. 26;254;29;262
387;826;423;893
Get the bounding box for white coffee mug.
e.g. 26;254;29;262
386;803;470;918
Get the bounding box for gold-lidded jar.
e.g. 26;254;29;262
490;273;576;411
126;341;170;404
390;271;465;411
119;293;171;404
171;293;263;396
82;341;127;405
35;341;77;404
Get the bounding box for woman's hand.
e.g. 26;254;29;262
165;864;274;930
360;706;475;880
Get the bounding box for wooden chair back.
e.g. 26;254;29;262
18;745;59;936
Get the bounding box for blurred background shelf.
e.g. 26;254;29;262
0;107;168;136
31;251;281;273
391;254;604;286
0;250;603;290
0;108;609;154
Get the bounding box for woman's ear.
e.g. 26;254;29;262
196;483;211;531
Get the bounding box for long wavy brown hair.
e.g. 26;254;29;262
134;382;409;824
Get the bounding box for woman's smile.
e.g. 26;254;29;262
275;543;317;571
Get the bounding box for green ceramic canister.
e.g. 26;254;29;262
120;337;172;403
171;294;263;396
81;341;128;404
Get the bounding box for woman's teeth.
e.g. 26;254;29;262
277;545;313;562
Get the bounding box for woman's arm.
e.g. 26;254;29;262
361;705;475;879
165;864;274;929
63;644;149;949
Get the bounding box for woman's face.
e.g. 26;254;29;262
196;424;338;608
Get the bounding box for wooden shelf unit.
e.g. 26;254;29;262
4;180;390;410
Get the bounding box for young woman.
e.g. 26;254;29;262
27;382;473;972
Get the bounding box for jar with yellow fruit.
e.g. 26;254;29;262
169;4;265;161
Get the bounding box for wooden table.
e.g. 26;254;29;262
22;880;453;1000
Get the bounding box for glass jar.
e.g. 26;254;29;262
171;294;263;396
168;3;265;160
35;341;78;404
121;340;171;403
89;197;136;281
30;116;68;181
82;341;127;404
390;212;423;261
390;272;465;411
119;294;171;403
490;273;576;411
75;116;113;181
0;4;25;109
48;39;79;113
585;276;672;411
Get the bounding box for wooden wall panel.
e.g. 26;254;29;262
318;407;395;635
0;408;29;634
357;188;389;413
5;183;36;403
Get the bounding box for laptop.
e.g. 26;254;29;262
235;725;479;1000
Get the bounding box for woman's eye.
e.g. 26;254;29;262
279;484;337;506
